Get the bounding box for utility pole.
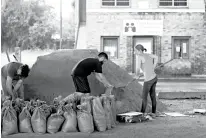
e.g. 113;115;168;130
59;0;62;49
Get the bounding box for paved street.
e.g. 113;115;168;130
138;79;206;93
2;116;206;138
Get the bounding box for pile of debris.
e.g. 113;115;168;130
24;49;166;114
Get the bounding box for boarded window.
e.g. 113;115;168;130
102;0;115;6
159;0;187;7
102;0;129;6
172;36;190;59
102;37;119;58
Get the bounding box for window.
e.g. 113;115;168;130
172;36;190;59
102;37;119;58
102;0;130;7
159;0;187;7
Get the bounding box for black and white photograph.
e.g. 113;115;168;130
1;0;206;138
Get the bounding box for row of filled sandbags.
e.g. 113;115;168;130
1;92;116;135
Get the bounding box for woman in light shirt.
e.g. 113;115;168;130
134;44;158;114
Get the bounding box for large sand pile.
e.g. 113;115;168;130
24;49;166;113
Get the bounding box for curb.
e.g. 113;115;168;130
138;78;206;82
158;92;206;100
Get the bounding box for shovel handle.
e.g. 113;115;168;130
155;59;173;69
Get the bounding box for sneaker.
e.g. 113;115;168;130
148;113;157;118
156;112;167;117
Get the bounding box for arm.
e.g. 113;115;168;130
136;56;142;76
13;79;23;93
149;54;158;68
6;76;15;99
95;73;112;88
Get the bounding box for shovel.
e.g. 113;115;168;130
115;59;174;89
116;74;143;89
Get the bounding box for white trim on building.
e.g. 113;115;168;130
87;9;205;13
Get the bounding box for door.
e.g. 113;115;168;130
133;37;154;73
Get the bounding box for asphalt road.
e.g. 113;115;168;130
2;116;206;138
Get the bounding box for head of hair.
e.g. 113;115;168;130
98;52;108;60
21;64;30;78
135;44;147;52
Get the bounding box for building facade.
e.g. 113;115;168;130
75;0;206;75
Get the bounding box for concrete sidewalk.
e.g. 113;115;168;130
138;78;206;99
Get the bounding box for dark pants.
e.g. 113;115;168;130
141;76;158;113
72;75;91;93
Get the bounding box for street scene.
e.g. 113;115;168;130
1;0;206;138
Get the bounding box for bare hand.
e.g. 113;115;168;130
13;91;18;99
11;95;16;101
107;84;113;88
105;85;114;96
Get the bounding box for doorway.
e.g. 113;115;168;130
132;37;154;73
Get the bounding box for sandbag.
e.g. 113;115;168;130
12;98;26;115
40;104;52;118
31;106;47;134
19;104;33;133
47;113;65;134
1;95;10;108
62;92;85;104
80;96;93;113
92;97;106;132
109;95;117;128
101;95;112;130
77;104;94;133
52;95;63;111
62;92;85;110
2;102;18;135
61;104;77;132
1;100;11;130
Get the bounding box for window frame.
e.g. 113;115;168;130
159;0;188;8
101;0;131;8
101;36;119;59
172;36;191;59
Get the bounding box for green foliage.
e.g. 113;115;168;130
1;0;57;51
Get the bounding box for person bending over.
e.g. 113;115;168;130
1;62;30;100
71;52;113;95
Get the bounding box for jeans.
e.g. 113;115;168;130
141;76;158;113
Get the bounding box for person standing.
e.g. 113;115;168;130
134;44;158;114
1;62;30;100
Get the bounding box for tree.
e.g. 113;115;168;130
1;0;57;51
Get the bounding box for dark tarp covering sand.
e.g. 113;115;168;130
24;49;166;113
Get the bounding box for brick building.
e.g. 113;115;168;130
75;0;206;75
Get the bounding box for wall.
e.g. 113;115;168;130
87;0;205;11
86;12;206;74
